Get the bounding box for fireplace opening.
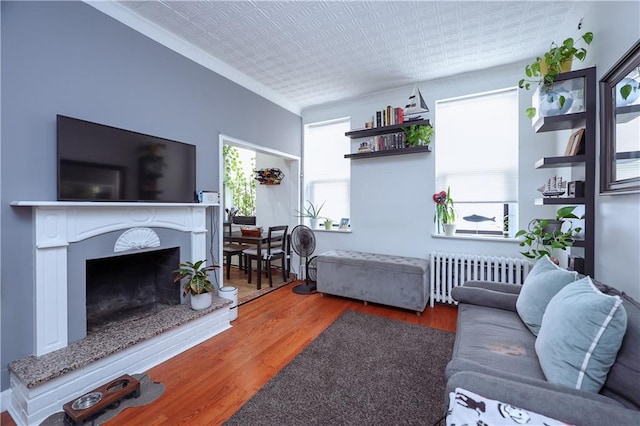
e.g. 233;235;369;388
86;247;181;333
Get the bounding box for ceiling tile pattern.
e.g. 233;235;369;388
117;1;591;112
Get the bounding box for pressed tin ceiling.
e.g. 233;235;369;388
90;1;592;114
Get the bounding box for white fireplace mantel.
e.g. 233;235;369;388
11;201;217;356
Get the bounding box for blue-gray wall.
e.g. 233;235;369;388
0;1;301;390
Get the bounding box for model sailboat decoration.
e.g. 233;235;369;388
537;176;566;197
404;86;429;118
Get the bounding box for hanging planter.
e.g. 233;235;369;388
254;168;285;185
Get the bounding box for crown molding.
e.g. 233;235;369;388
84;1;301;115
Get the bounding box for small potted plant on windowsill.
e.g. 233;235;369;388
295;200;325;229
173;260;218;310
518;31;594;119
433;187;456;236
515;206;582;262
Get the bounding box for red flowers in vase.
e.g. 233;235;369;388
433;187;456;233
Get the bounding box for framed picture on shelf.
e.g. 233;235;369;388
564;128;585;156
339;218;350;229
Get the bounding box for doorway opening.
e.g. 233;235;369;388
218;134;301;304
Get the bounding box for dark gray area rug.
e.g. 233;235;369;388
226;310;455;426
40;373;164;426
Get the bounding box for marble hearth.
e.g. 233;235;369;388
8;201;230;426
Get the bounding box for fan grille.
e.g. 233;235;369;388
290;225;316;257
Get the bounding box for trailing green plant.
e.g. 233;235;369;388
295;200;325;219
223;145;256;216
173;260;217;295
515;206;582;260
620;83;634;100
619;73;639;101
433;187;456;226
519;31;594;119
402;124;434;147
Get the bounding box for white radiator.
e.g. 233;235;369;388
429;252;531;307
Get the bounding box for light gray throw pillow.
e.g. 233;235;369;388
516;255;578;335
535;276;628;393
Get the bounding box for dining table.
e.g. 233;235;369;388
223;230;270;290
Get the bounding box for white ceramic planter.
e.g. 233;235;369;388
443;224;457;236
190;292;213;310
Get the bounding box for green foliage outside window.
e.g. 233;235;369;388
223;145;256;216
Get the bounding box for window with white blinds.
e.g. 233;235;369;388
435;88;518;235
303;118;351;225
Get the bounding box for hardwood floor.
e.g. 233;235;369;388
1;282;457;426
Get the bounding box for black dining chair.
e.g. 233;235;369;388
243;225;288;287
223;221;246;279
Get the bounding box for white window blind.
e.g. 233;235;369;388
436;88;518;203
304;118;351;222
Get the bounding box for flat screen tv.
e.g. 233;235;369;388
57;115;196;203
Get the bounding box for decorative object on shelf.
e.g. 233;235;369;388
568;255;585;274
173;260;217;310
567;180;585;198
402;124;434;147
515;206;582;260
616;77;640;106
357;141;373;153
519;30;593;119
537;87;574;116
433;187;456;235
295;200;325;229
254;168;285;185
404;85;429;116
530;77;586;123
323;219;333;230
339;218;350;229
564;128;585;156
538;176;567;197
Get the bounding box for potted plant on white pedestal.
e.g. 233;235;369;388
173;260;218;310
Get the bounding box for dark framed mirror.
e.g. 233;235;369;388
600;39;640;194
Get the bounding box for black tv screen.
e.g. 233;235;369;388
57;115;196;203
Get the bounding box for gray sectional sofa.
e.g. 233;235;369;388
445;279;640;425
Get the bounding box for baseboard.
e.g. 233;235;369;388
1;388;12;414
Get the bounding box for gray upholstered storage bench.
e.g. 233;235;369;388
316;250;430;314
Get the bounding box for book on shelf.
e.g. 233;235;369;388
375;106;405;127
372;132;406;151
